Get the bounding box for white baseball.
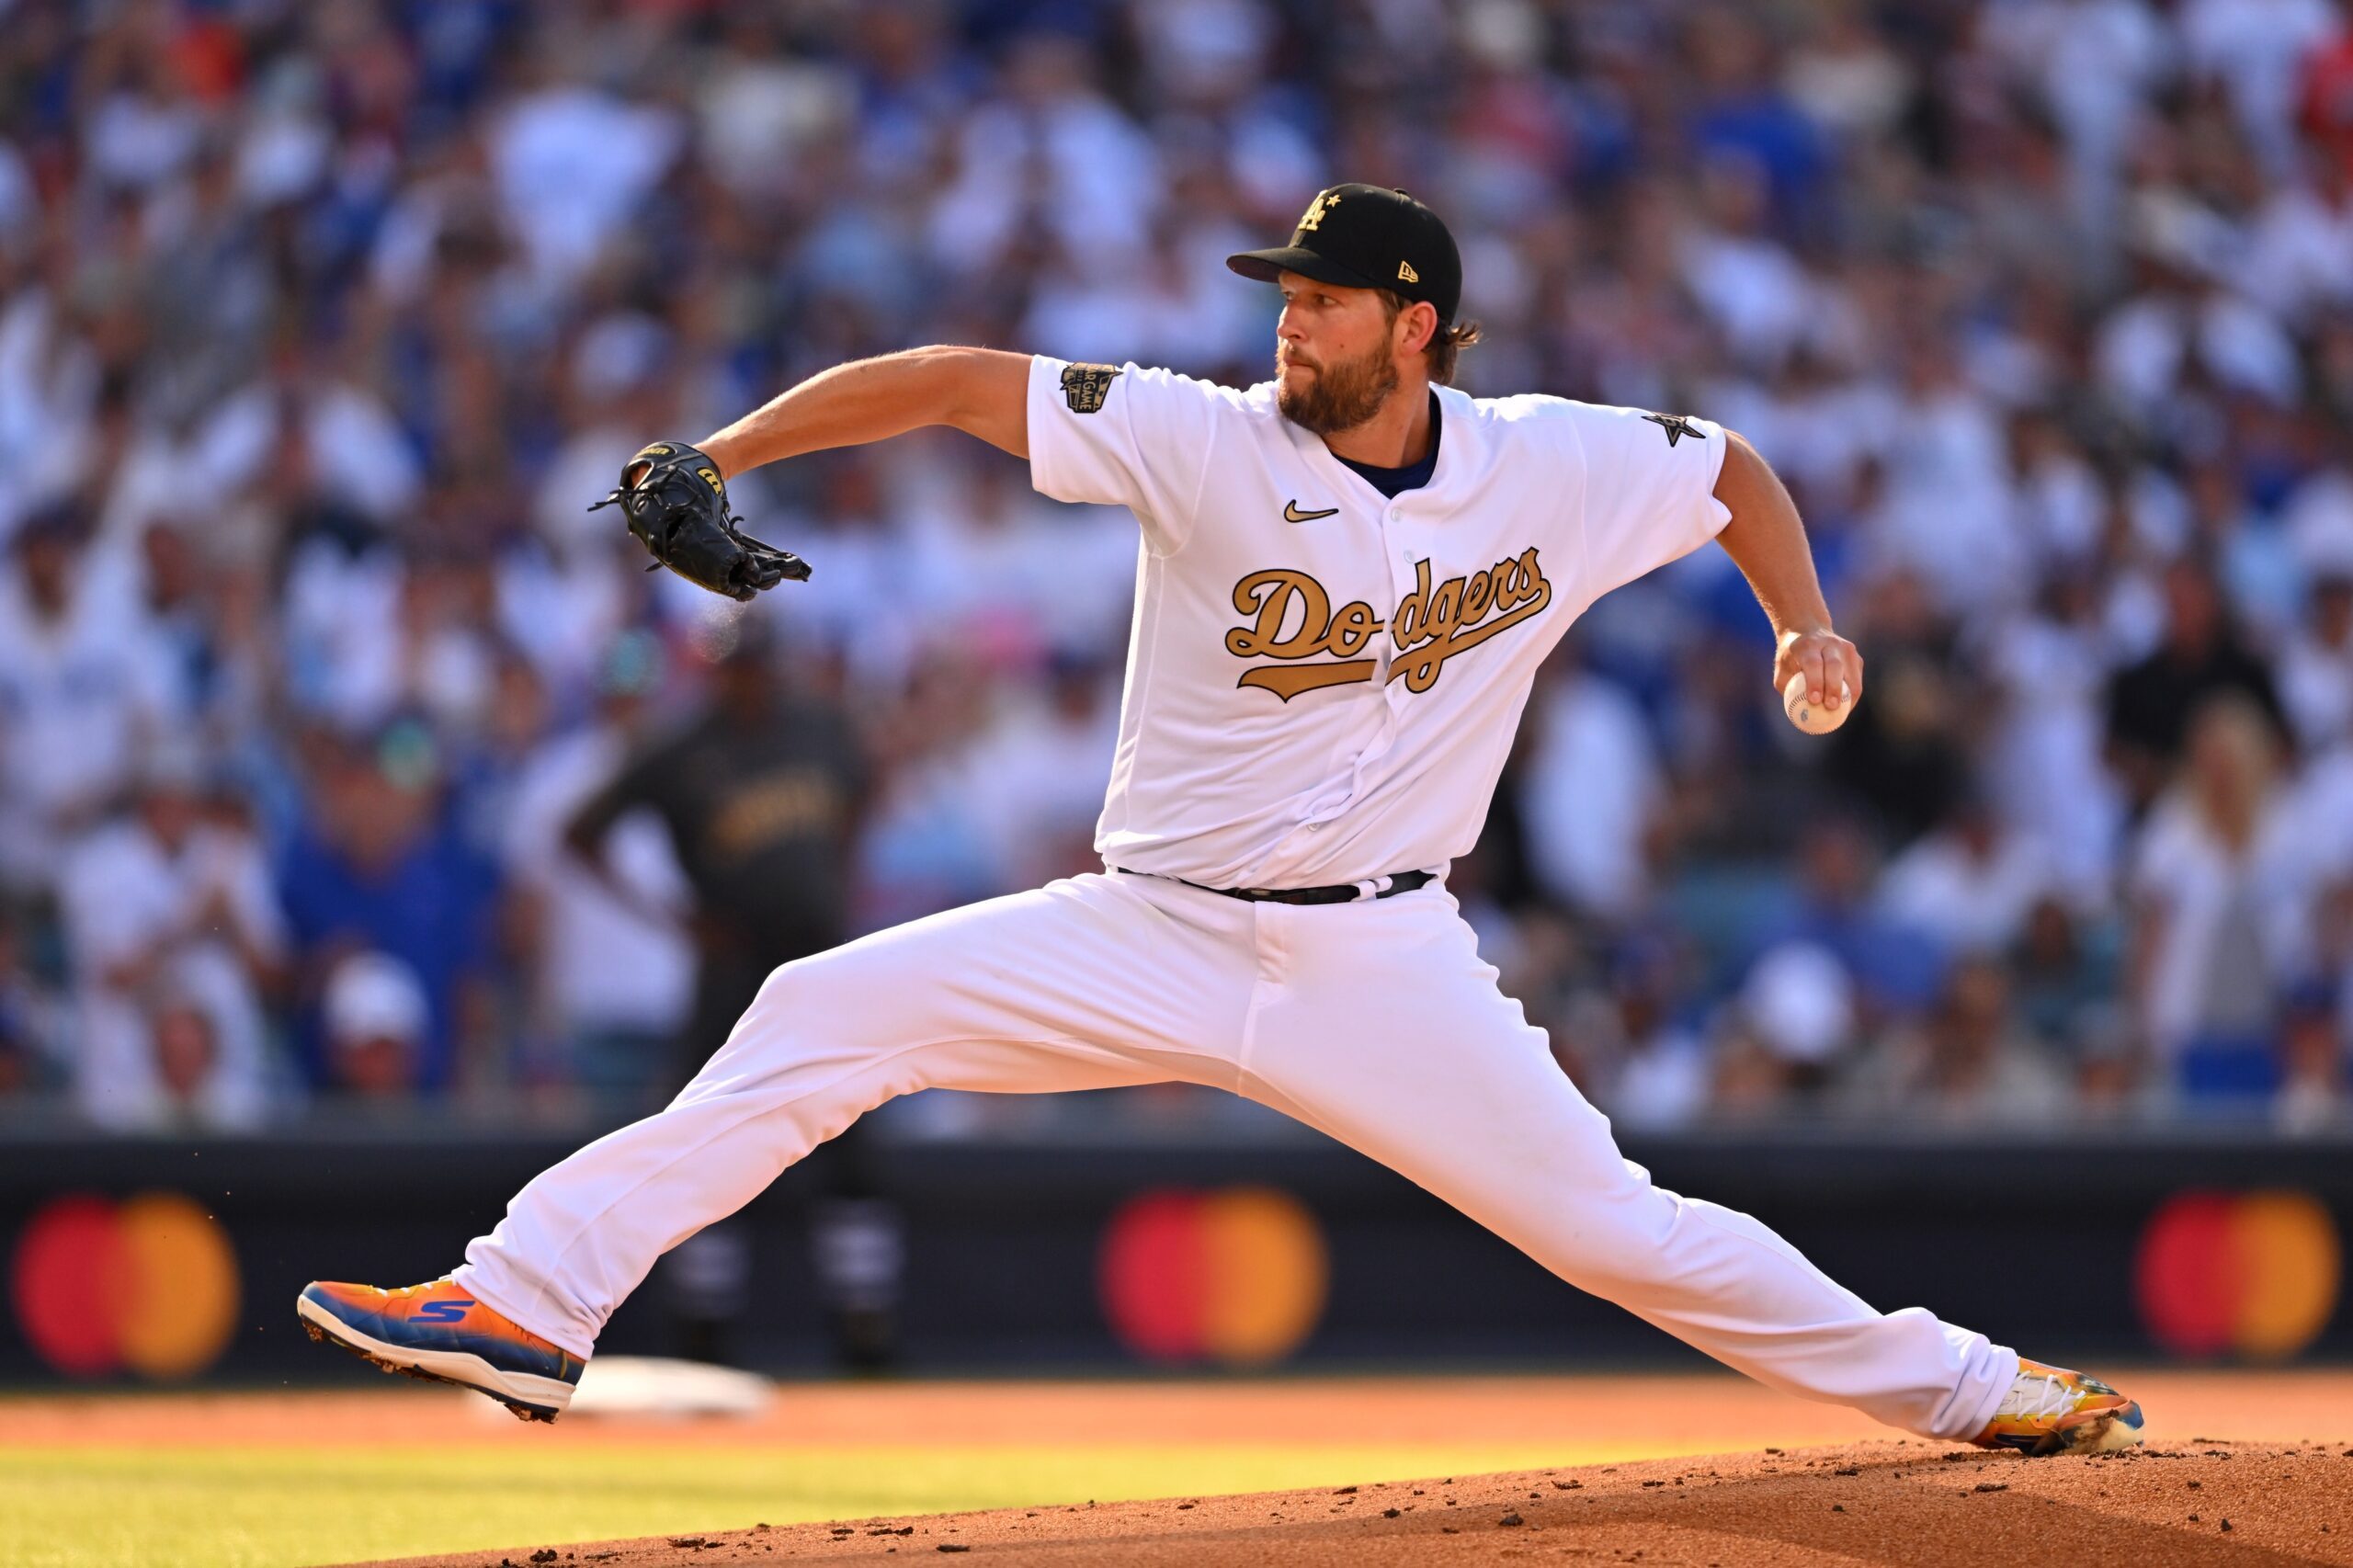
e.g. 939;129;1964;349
1783;670;1854;735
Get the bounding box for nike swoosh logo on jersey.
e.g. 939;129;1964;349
1283;501;1339;524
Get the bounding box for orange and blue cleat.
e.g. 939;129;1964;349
1970;1358;2145;1456
296;1278;583;1422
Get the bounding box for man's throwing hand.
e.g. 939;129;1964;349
1776;628;1862;735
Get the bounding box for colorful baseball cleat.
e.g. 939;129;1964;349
1970;1358;2145;1456
296;1278;583;1423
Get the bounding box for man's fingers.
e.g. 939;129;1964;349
1777;636;1863;710
1816;644;1847;710
1779;637;1861;710
1801;645;1829;707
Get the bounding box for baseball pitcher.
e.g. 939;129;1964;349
299;187;2143;1458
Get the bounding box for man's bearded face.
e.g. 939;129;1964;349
1276;334;1400;436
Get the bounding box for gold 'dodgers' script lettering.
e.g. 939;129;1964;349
1228;570;1379;699
1227;550;1553;701
1389;549;1552;692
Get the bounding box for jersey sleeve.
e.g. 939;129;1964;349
1026;356;1229;555
1564;402;1734;600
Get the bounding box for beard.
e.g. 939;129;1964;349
1276;340;1400;436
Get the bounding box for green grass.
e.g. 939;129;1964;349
0;1441;1599;1567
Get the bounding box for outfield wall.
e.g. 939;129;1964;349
1;1123;2343;1385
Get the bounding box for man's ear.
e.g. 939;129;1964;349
1396;300;1439;358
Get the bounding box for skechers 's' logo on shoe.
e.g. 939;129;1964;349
414;1299;476;1324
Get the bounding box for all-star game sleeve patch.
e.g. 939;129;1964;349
1061;362;1121;414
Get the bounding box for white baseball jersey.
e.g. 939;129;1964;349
1024;355;1733;890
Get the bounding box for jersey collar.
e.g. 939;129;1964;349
1275;382;1474;513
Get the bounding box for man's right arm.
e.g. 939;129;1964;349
562;752;685;931
698;347;1031;479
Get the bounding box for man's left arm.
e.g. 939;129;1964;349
1711;432;1863;718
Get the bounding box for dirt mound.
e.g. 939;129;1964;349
354;1438;2353;1566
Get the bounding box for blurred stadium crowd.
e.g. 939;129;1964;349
1;0;2350;1135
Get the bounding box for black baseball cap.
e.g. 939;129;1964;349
1228;184;1462;324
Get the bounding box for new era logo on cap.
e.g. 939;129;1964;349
1227;185;1462;324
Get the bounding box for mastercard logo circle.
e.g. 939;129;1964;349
11;1192;241;1380
1098;1187;1327;1366
2134;1189;2340;1361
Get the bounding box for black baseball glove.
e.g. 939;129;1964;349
590;439;810;601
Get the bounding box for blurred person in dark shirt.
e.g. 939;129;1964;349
2105;556;2287;810
564;613;889;1368
1820;569;1968;846
565;616;867;1089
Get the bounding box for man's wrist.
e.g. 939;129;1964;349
697;433;747;482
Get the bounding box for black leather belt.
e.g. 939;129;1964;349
1116;867;1436;905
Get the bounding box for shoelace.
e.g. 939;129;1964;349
1996;1370;2080;1422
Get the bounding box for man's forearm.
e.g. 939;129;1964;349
698;346;1031;479
1711;432;1832;637
1711;430;1861;709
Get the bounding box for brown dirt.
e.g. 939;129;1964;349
11;1371;2350;1565
349;1438;2353;1567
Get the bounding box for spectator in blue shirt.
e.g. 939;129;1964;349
278;721;502;1095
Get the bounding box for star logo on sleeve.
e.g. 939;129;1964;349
1642;412;1701;447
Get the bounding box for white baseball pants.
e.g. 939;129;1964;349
456;871;2016;1440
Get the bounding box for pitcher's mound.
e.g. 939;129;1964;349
356;1439;2353;1566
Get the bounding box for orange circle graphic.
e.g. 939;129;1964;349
2229;1190;2339;1361
1199;1187;1327;1367
1099;1186;1326;1367
115;1192;242;1379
